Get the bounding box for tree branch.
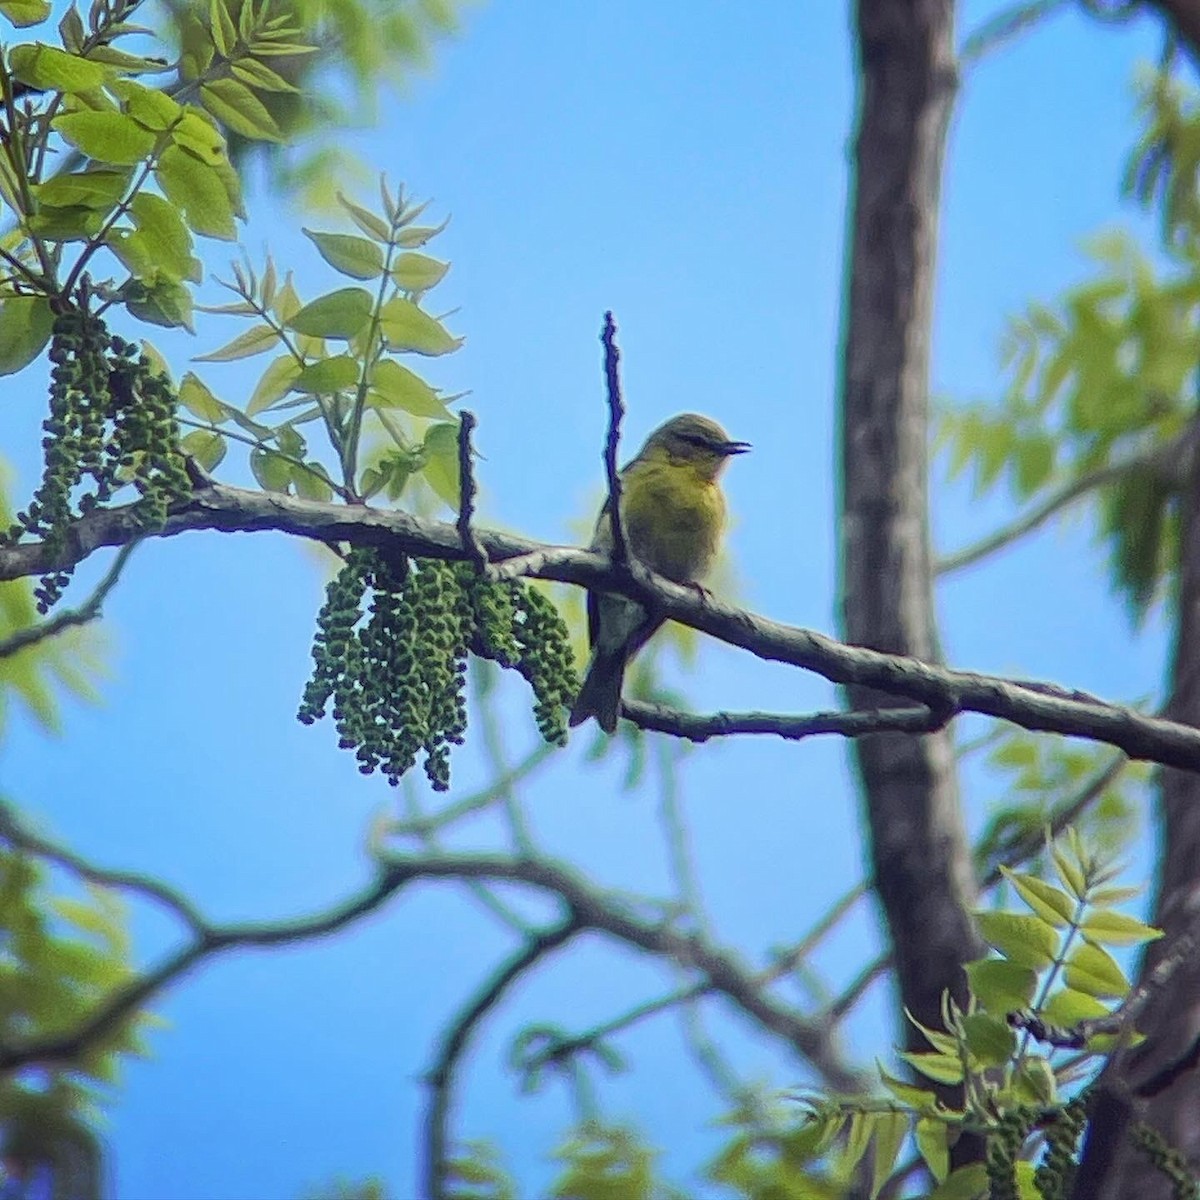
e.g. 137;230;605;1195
600;311;628;566
0;542;136;660
4;484;1200;772
423;918;582;1200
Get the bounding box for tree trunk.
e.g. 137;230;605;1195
1086;432;1200;1198
838;0;981;1075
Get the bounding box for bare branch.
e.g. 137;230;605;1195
456;410;487;573
0;865;415;1073
600;311;628;566
623;700;950;743
0;542;136;660
423;918;582;1200
0;796;207;933
936;454;1160;577
959;0;1071;69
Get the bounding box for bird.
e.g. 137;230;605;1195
568;412;750;734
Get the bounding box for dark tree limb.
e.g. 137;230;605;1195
423;917;583;1200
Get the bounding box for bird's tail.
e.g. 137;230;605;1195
568;647;627;734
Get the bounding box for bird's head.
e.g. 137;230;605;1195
639;413;750;480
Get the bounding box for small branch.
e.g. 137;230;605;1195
422;918;582;1200
623;700;951;743
936;456;1148;577
0;542;136;660
0;797;206;933
455;410;487;573
600;311;628;566
0;865;414;1072
959;0;1070;69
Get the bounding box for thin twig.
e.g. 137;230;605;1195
600;311;628;566
0;542;136;660
959;0;1070;68
422;918;582;1200
456;410;487;572
936;445;1177;577
0;797;207;933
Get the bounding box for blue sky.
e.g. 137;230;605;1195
0;2;1179;1196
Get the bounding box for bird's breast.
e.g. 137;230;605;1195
622;465;725;583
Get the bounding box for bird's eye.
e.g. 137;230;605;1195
681;433;713;450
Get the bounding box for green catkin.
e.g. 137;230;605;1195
6;305;189;611
298;550;578;790
987;1108;1036;1200
1035;1096;1088;1199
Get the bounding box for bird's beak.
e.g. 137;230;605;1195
720;440;752;456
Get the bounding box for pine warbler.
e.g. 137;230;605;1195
569;412;749;733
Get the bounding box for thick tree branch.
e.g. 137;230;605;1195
4;484;1200;772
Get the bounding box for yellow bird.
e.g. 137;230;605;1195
569;412;750;733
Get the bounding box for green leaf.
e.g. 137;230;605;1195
1065;942;1130;999
247;354;302;415
1014;434;1055;496
194;323;279;362
230;57;298;94
839;1112;873;1178
200;77;283;142
1080;910;1163;947
178;372;228;422
870;1112;907;1200
1039;986;1109;1028
421;421;461;507
155;144;237;240
53;110;156;165
170;108;227;165
1013;1058;1057;1107
899;1051;963;1085
293;354;360;394
0;0;50;28
337;191;390;241
122;277;194;330
927;1165;988;1200
209;0;236;57
35;167;130;209
180;428;226;470
293;464;333;502
396;219;448;247
976;911;1061;970
877;1065;937;1112
304;228;384;280
378;296;462;355
1000;868;1077;927
964;957;1037;1015
107;191;195;282
368;358;453;418
113;80;183;133
250;447;292;493
1052;845;1088;900
915;1118;949;1185
391;251;449;292
0;297;54;376
961;1012;1016;1067
26;205;103;241
287;287;373;339
10;43;109;92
